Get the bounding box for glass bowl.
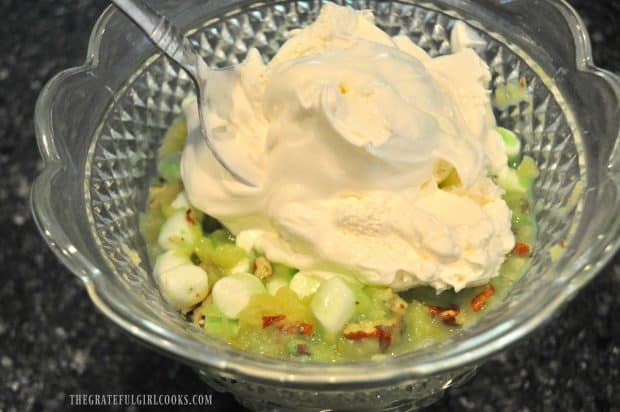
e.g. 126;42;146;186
32;0;620;410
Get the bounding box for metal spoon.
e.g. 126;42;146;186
111;0;256;186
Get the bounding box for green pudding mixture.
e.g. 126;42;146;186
140;116;538;362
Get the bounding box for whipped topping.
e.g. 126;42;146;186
450;21;487;53
181;3;514;292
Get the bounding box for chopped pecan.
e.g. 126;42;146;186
295;343;310;356
343;320;398;335
262;314;286;328
343;326;392;352
376;326;392;352
287;339;311;356
428;305;461;326
471;285;496;312
344;329;380;340
185;208;196;225
253;256;273;280
511;241;531;257
390;296;408;315
279;322;313;336
343;320;397;352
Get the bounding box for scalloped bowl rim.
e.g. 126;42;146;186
32;0;620;387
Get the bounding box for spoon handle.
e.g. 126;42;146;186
110;0;257;187
111;0;199;79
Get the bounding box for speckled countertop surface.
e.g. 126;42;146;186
0;0;619;411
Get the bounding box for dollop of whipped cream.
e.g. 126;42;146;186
181;3;514;292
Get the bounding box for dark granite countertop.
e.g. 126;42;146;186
0;0;618;411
